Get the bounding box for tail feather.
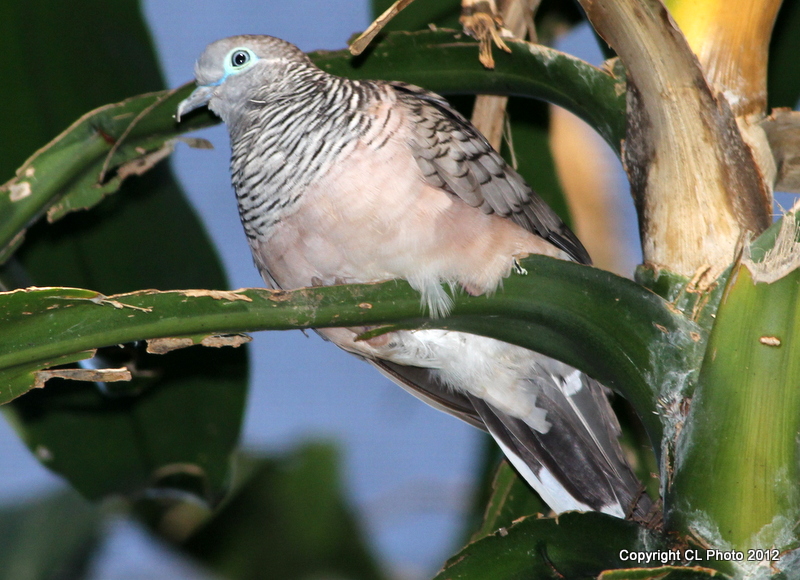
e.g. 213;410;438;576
328;329;652;519
467;378;650;519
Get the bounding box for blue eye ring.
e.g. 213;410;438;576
215;47;259;83
231;49;251;68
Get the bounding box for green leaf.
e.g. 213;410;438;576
0;254;702;454
669;221;800;559
0;489;103;580
312;30;627;149
7;167;248;504
434;512;661;579
0;86;215;260
1;351;95;404
0;0;247;507
0;3;164;178
181;444;386;580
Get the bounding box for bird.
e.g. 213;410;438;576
177;34;650;519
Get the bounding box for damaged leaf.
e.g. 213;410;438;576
459;0;511;69
113;140;176;182
0;85;217;262
178;289;254;302
147;337;196;354
201;334;251;348
33;367;132;389
147;333;251;355
0;255;701;454
0;350;96;406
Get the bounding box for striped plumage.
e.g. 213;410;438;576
178;35;650;519
228;61;382;239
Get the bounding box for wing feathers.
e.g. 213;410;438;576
390;81;591;265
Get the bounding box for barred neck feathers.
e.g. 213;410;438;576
228;67;384;240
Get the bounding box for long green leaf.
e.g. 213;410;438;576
0;255;702;450
0;0;246;507
10;346;246;504
314;30;627;149
434;511;661;579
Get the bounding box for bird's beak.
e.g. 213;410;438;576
176;84;215;122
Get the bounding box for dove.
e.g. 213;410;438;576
178;35;649;518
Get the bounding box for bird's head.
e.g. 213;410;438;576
177;35;310;124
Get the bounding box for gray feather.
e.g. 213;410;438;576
390;82;591;265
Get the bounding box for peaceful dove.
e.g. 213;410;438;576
178;35;649;518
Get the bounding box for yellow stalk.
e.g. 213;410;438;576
667;0;782;117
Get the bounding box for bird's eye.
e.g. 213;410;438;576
231;50;250;68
